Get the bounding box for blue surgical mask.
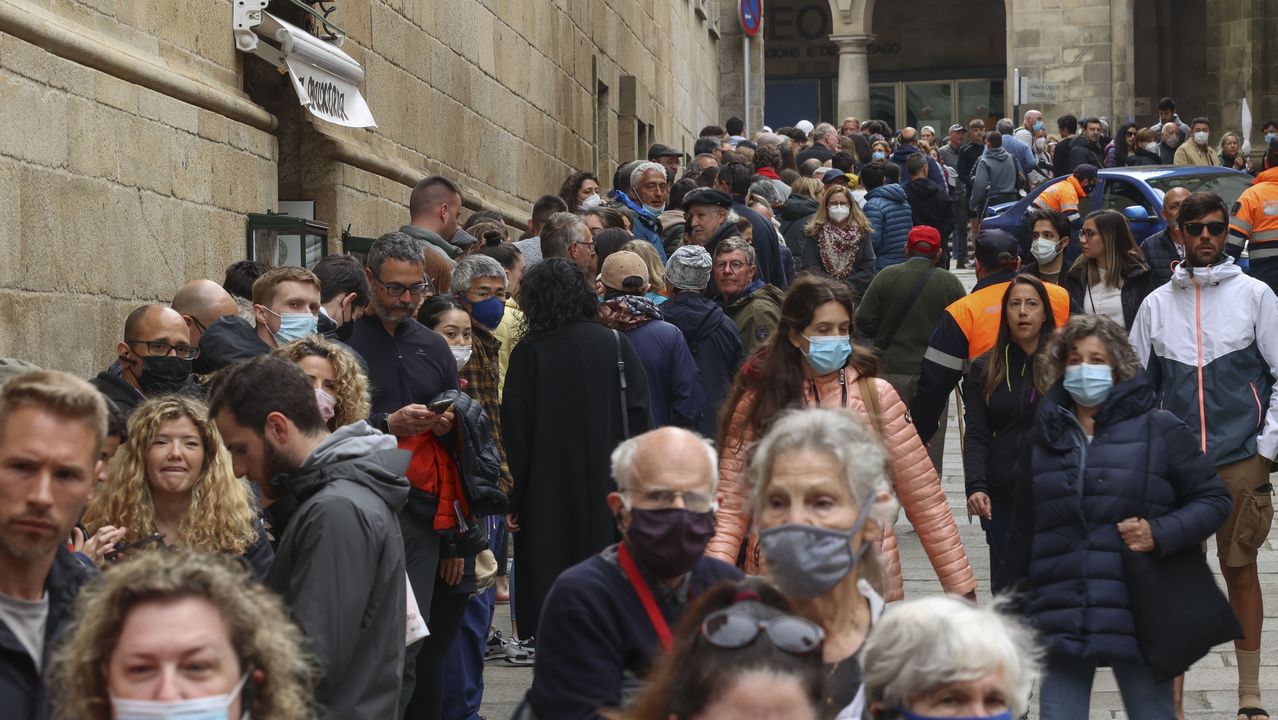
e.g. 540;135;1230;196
112;672;249;720
899;711;1013;720
643;203;665;217
1267;132;1277;144
1033;120;1044;132
802;334;852;375
469;296;505;330
872;151;886;162
1063;362;1114;407
263;307;318;344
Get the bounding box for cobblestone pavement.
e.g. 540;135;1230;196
478;268;1278;720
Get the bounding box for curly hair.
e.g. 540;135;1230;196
518;258;599;341
273;336;372;428
558;170;599;211
48;549;317;720
621;239;668;295
82;396;259;555
1035;314;1143;392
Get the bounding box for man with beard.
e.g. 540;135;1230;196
522;427;741;718
89;304;197;416
342;231;460;715
0;371;105;718
210;355;410;719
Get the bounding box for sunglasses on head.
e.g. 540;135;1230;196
1183;221;1228;237
700;608;825;654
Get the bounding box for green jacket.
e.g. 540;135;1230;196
724;281;786;357
855;257;966;375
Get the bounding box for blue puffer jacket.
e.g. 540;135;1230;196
1005;373;1231;664
863;183;913;271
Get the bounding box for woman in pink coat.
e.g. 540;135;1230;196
713;275;975;601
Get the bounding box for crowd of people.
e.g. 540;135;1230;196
0;102;1275;720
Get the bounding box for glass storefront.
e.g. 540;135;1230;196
869;78;1004;131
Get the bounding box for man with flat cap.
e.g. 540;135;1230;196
648;143;684;185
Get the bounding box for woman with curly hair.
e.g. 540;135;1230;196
81;395;273;576
559;170;601;212
501;258;652;640
48;548;316;720
800;183;876;299
274;335;371;430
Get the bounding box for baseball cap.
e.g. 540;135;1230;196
648;143;682;160
1073;164;1099;181
601;251;650;292
906;226;943;255
822;169;852;186
796;120;814;134
948;124;965;134
973;229;1020;267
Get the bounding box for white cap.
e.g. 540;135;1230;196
796;120;814;134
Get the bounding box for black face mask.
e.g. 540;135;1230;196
133;355;191;395
624;508;716;579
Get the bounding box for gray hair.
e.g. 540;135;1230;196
748;179;783;208
611;427;720;493
747;409;897;526
861;595;1042;716
755;132;785;146
713;235;755;266
629;161;667;189
539;211;587;259
366;231;425;275
811;123;836;142
1035;314;1143;390
450;254;506;294
995;118;1016;135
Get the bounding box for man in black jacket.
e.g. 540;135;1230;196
1067;117;1105;171
904;153;955;252
211;355;411;720
89;304;197;416
1138;186;1190;285
1052;114;1079;178
0;371;104;720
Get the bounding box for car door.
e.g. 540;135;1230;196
1097;177;1164;245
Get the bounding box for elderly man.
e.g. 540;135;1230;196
796;122;839;165
889;126;948;187
1139;186;1191;285
609;162;669;261
715;237;785;357
170;279;238;348
524;427;742;719
1157;122;1182;164
0;371;106;719
89;304;196;415
539;211;597;276
683;187;738;251
1014;109;1044;145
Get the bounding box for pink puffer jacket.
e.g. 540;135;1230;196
709;367;976;600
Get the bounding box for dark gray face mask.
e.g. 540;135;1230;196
757;498;876;598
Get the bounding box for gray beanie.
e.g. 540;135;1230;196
665;245;713;291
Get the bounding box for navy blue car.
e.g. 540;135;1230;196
980;165;1254;259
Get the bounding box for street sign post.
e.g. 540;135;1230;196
740;0;761;129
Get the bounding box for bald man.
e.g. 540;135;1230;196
171;279;238;348
1140;186;1192;286
88;304;196;415
525;427;742;719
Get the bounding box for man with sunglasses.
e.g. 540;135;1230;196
345;231;460;713
524;427;741;719
1131;191;1278;720
89;304;197;417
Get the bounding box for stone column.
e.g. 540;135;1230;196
831;34;873;121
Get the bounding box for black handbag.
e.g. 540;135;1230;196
1121;415;1242;681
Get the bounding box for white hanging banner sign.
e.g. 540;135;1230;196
284;56;377;128
1241;97;1253;156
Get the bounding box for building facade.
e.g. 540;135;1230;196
0;0;741;376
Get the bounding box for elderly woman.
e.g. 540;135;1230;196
748;408;902;718
1006;314;1231;719
713;277;975;605
48;549;315;719
81;395;272;576
861;595;1041;719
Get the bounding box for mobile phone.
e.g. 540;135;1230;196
105;532;165;562
427;399;453;414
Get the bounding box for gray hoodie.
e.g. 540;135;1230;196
969;146;1020;213
270;421;411;720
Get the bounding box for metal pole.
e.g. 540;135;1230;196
744;35;751;129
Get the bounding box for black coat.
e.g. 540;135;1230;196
1126;148;1163;167
1067;137;1104;170
1138;229;1180;286
345;313;460;432
1005;375;1230;663
905;177;955;241
192;315;268;375
1052;136;1076;178
0;548;91;720
1062;262;1156;330
659;292;745;439
501;320;652;638
778;193;819;258
962;345;1041;499
433;388;508;517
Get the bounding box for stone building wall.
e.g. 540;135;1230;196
0;0;729;378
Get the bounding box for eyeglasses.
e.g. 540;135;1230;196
623;487;715;512
572;240;597;253
1126;131;1136;137
700;609;825;654
1079;229;1101;239
373;273;432;298
125;339;200;360
714;260;749;272
1183;220;1228;237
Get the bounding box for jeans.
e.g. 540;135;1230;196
1038;653;1174;720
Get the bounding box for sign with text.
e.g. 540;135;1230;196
284;56;377;128
1019;78;1061;105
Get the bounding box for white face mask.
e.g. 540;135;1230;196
451;344;473;369
827;204;851;223
111;673;249;720
1031;237;1061;264
1144;142;1160;154
1034;136;1047;150
1193;131;1210;145
579;193;601;210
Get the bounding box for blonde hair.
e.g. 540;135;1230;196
274;336;372;427
83;396;259;555
805;184;872;237
49;549;317;720
251;266;321;307
622;240;668;295
0;370;107;459
790;177;823;199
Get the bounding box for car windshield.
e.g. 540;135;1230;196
1145;173;1254;206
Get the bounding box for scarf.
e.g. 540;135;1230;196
598;295;663;331
817;222;865;280
756;167;780;180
